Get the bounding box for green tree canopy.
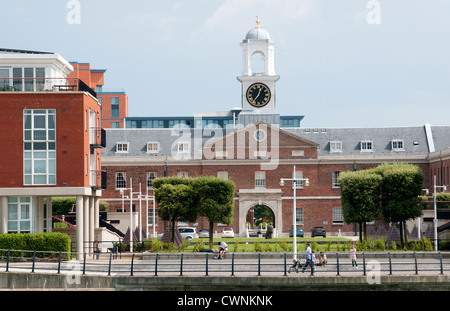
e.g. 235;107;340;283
338;170;383;241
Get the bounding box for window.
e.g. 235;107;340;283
147;172;157;188
255;171;266;188
332;170;342;188
330;141;342;153
116;142;129;153
8;197;31;233
115;172;127;189
178;141;190;153
24;109;56;185
148;208;158;227
217;171;228;179
333;207;344;225
111;97;119;118
294;170;304;189
391;139;404;151
296;207;304;225
360;140;373;152
177;172;188;178
147;141;160;153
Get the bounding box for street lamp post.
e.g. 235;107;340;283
280;165;310;260
424;175;447;251
432;175;446;251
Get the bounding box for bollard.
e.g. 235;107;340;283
6;249;10;272
336;253;340;276
284;253;287;276
362;253;366;276
130;253;135;276
388;252;392;275
31;251;36;273
108;253;112;276
439;252;443;275
155;254;158;276
258;253;261;276
180;253;184;276
57;251;62;274
414;252;418;275
231;253;235;276
205;253;209;276
82;253;86;275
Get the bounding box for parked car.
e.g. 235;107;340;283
289;227;304;237
221;227;235;238
178;227;199;240
311;226;326;237
199;229;209;238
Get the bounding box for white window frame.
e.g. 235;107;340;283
217;171;228;179
296;207;304;226
391;139;404;151
177;172;188;178
8;197;32;233
115;172;127;189
294;170;304;189
147;141;160;154
333;207;344;225
116;142;129;153
147;172;157;189
332;170;342;188
23;109;56;185
255;171;266;188
360;140;373;152
177;141;191;154
330;140;342;153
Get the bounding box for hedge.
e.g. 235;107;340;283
0;232;71;258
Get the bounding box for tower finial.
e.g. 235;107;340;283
256;16;260;28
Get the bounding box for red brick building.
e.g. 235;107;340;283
68;61;128;129
0;48;106;258
99;21;450;240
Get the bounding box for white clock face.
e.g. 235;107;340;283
254;129;266;142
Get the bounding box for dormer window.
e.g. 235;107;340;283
391;139;404;151
330;141;342;153
360;140;373;152
147;141;160;153
177;141;190;153
116;142;129;153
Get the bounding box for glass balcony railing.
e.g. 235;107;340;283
0;77;97;98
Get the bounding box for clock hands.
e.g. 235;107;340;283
251;87;263;105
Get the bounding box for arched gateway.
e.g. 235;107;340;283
237;188;283;237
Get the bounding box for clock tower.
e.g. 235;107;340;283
237;18;280;126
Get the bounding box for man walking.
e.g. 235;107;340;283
302;243;314;275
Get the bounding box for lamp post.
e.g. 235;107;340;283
280;165;309;260
432;175;446;251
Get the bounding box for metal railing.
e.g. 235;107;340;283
0;77;96;97
0;249;448;277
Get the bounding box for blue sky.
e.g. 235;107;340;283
2;0;450;128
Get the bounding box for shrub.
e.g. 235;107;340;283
0;232;71;257
376;239;386;251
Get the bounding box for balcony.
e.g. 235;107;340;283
90;127;106;149
91;170;107;190
0;77;97;98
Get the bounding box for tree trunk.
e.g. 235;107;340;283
209;221;214;249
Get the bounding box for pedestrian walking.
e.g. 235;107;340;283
349;244;358;269
301;243;314;275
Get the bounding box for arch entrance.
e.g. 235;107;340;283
246;204;275;237
237;189;283;237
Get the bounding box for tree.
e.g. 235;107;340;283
373;163;424;247
193;176;235;247
338;170;383;241
153;179;197;243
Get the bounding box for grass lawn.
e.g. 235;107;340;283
187;237;354;253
